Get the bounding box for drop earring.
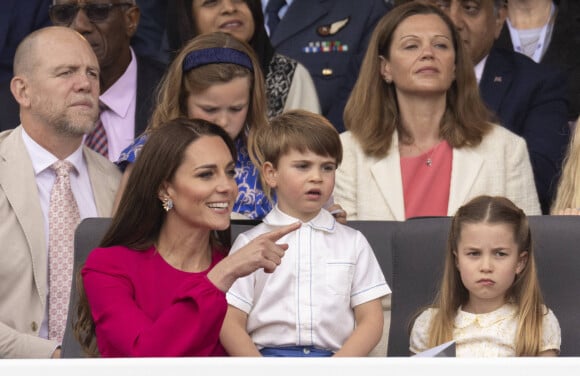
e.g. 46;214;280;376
162;197;173;212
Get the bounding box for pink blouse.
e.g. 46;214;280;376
401;140;453;219
82;245;228;357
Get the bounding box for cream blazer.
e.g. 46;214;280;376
0;126;121;358
335;124;541;221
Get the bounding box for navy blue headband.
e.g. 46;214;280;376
182;47;254;72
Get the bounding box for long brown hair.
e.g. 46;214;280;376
344;2;491;158
74;118;237;356
148;31;269;145
428;195;546;356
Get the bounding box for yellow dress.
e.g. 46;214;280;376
410;303;561;356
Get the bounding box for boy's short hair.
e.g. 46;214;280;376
250;109;343;201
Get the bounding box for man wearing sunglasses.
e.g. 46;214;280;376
48;0;166;162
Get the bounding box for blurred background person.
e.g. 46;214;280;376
0;0;51;131
551;116;580;214
49;0;166;161
131;0;170;64
495;0;580;124
261;0;392;131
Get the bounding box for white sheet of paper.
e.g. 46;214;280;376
413;340;456;357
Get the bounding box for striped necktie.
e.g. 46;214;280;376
84;102;108;157
266;0;286;36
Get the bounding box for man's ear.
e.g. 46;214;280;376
262;162;278;189
10;76;31;108
124;5;140;38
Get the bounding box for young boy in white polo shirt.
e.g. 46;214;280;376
220;110;391;357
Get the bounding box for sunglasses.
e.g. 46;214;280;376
49;3;133;25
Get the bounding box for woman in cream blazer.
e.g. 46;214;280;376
337;125;540;220
334;3;540;221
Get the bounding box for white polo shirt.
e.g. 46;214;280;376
227;206;391;352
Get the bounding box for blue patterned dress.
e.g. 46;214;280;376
116;134;273;220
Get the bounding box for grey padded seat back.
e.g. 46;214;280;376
529;215;580;356
387;215;580;357
346;221;397;287
62;217;112;358
67;216;580;357
387;217;450;356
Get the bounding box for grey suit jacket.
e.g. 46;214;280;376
0;126;121;358
335;125;541;221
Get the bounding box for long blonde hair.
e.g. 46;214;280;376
427;195;546;356
344;2;491;158
551;118;580;213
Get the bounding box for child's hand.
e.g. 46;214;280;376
208;222;301;291
327;204;347;224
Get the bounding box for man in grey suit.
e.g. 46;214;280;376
0;26;121;358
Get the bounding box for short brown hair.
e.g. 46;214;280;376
250;109;342;200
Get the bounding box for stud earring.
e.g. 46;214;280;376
162;197;173;212
384;77;392;84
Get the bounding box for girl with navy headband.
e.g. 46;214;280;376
115;32;273;220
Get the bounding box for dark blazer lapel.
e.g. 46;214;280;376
542;6;575;66
271;0;332;46
495;24;514;51
0;127;47;303
135;55;166;137
479;48;513;116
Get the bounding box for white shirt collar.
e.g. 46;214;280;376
263;205;337;233
474;55;488;84
99;47;137;117
21;127;85;176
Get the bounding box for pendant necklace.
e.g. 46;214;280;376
425;140;443;167
401;141;440;167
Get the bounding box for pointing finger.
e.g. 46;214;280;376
259;222;301;242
